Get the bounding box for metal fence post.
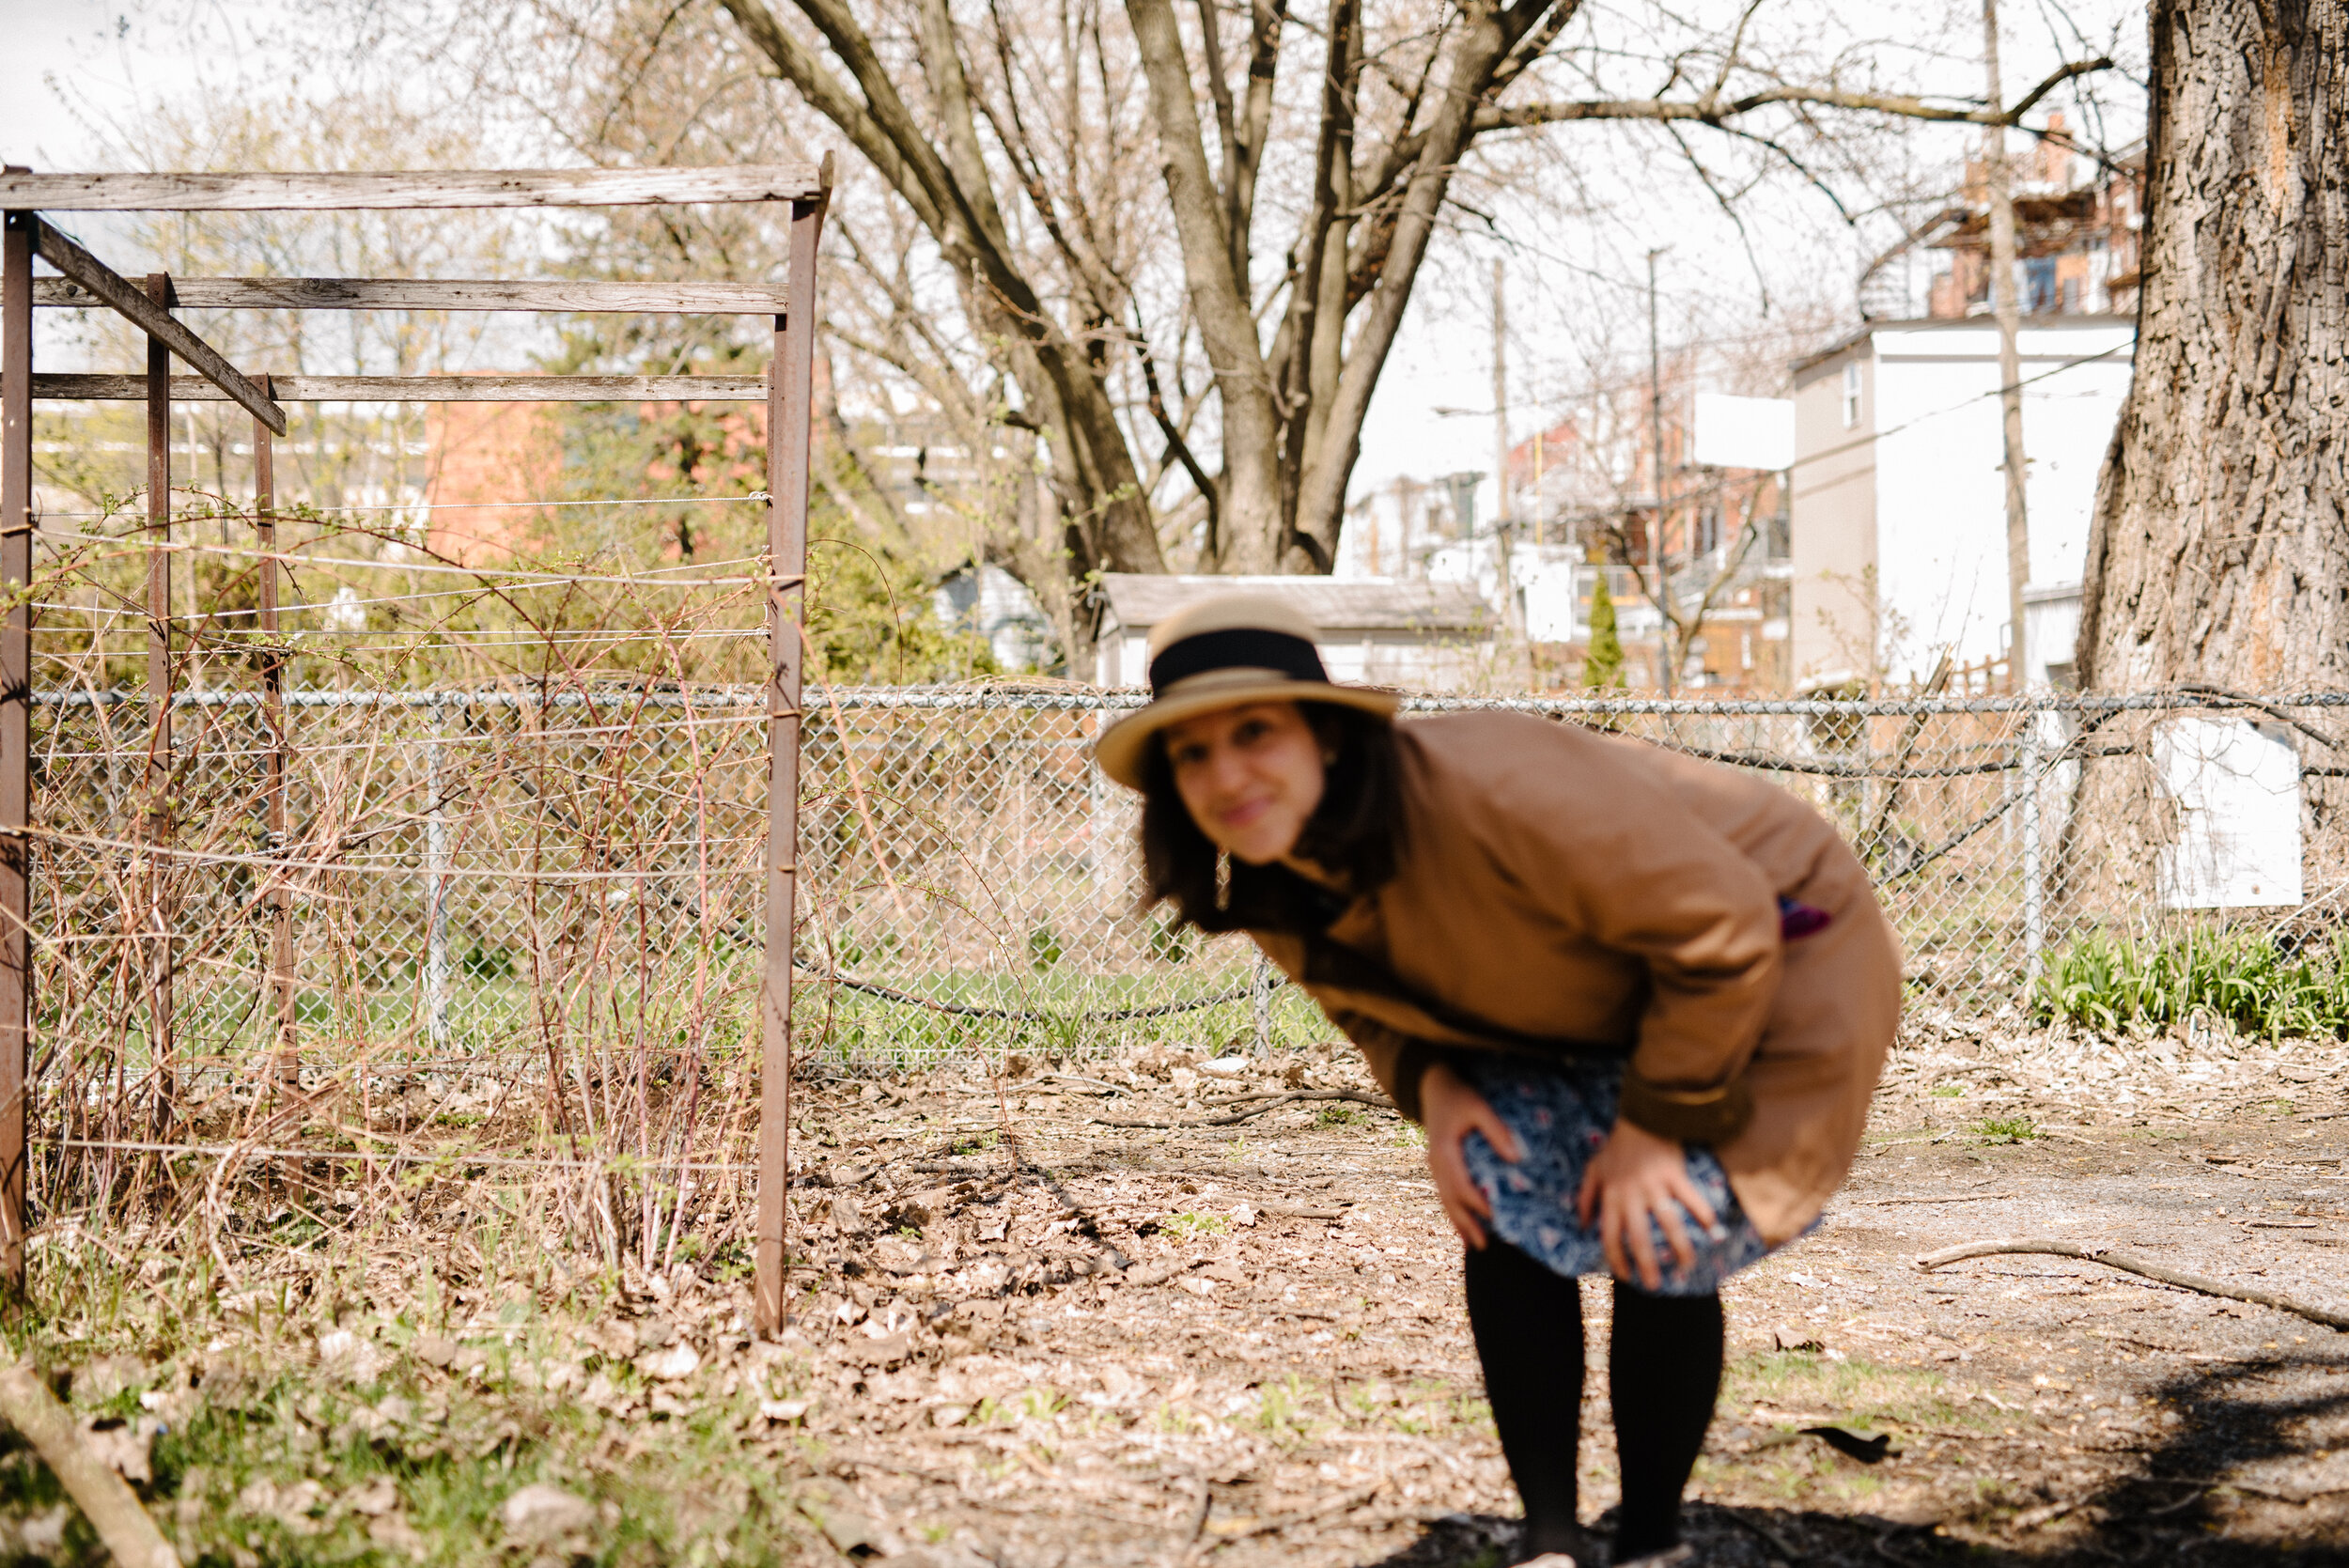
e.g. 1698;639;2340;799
1087;707;1114;906
256;392;297;1091
756;192;827;1336
143;273;175;1133
424;695;450;1048
0;211;36;1290
2021;700;2044;982
1252;951;1271;1058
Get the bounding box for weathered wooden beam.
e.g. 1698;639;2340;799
0;163;830;211
34;373;769;403
34;276;789;315
0;214;33;1292
31;223;287;434
756;194;827;1338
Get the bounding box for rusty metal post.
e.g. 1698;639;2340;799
141;275;174;1131
0;211;36;1290
755;194;825;1334
143;274;174;1133
256;390;297;1091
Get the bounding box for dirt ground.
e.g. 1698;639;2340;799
760;1012;2349;1567
14;1011;2349;1567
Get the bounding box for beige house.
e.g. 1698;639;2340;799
1094;575;1495;690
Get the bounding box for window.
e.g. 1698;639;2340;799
2026;256;2058;314
1841;361;1862;428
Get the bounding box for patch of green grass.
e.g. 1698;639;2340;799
1724;1348;1986;1436
1159;1213;1228;1239
1315;1104;1362;1126
1249;1376;1318;1444
976;1388;1064;1423
809;967;1334;1072
4;1207;831;1568
1929;1084;1964;1098
1974;1115;2038;1143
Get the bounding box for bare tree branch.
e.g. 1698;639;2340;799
1485;55;2114;134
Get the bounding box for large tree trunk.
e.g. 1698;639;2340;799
2077;0;2347;691
2071;0;2348;901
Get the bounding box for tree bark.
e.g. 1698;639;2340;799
2072;0;2348;893
1288;0;1548;562
1127;0;1285;570
2078;0;2348;693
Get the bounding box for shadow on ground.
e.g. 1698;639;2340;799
1365;1356;2349;1565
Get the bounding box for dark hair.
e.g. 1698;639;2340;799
1138;703;1406;934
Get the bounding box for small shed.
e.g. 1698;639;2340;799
1095;574;1495;690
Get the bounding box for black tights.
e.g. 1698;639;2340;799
1463;1237;1722;1562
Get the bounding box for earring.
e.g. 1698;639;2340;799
1320;749;1339;766
1215;849;1233;906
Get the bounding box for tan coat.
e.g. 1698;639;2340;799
1251;710;1901;1244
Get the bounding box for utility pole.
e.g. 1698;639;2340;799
1491;257;1521;639
1982;0;2030;688
1646;248;1673;695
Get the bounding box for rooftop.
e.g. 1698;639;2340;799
1097;574;1493;633
1791;315;2139;378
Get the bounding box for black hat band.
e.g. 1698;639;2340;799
1147;627;1327;695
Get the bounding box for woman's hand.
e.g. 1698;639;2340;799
1576;1118;1721;1291
1420;1061;1519;1249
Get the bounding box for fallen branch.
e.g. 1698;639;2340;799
1916;1238;2349;1330
1094;1089;1394;1130
1723;1510;1803;1563
1201;1479;1390;1549
1200;1087;1377;1106
1851;1190;2015;1207
0;1358;181;1568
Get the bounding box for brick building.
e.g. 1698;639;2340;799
1914;116;2144;321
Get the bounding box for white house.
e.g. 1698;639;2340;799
1093;574;1495;690
1789;317;2136;689
933;561;1058;672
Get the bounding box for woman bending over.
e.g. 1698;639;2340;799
1094;596;1901;1568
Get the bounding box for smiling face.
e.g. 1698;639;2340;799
1160;701;1327;865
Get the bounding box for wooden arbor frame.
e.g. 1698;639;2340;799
0;164;830;1331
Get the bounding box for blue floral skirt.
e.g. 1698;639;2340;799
1456;1052;1806;1296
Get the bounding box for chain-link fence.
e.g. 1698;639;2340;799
36;682;2349;1095
798;688;2349;1058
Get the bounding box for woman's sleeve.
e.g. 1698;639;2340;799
1479;756;1781;1142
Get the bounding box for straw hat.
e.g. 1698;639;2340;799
1093;593;1398;788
